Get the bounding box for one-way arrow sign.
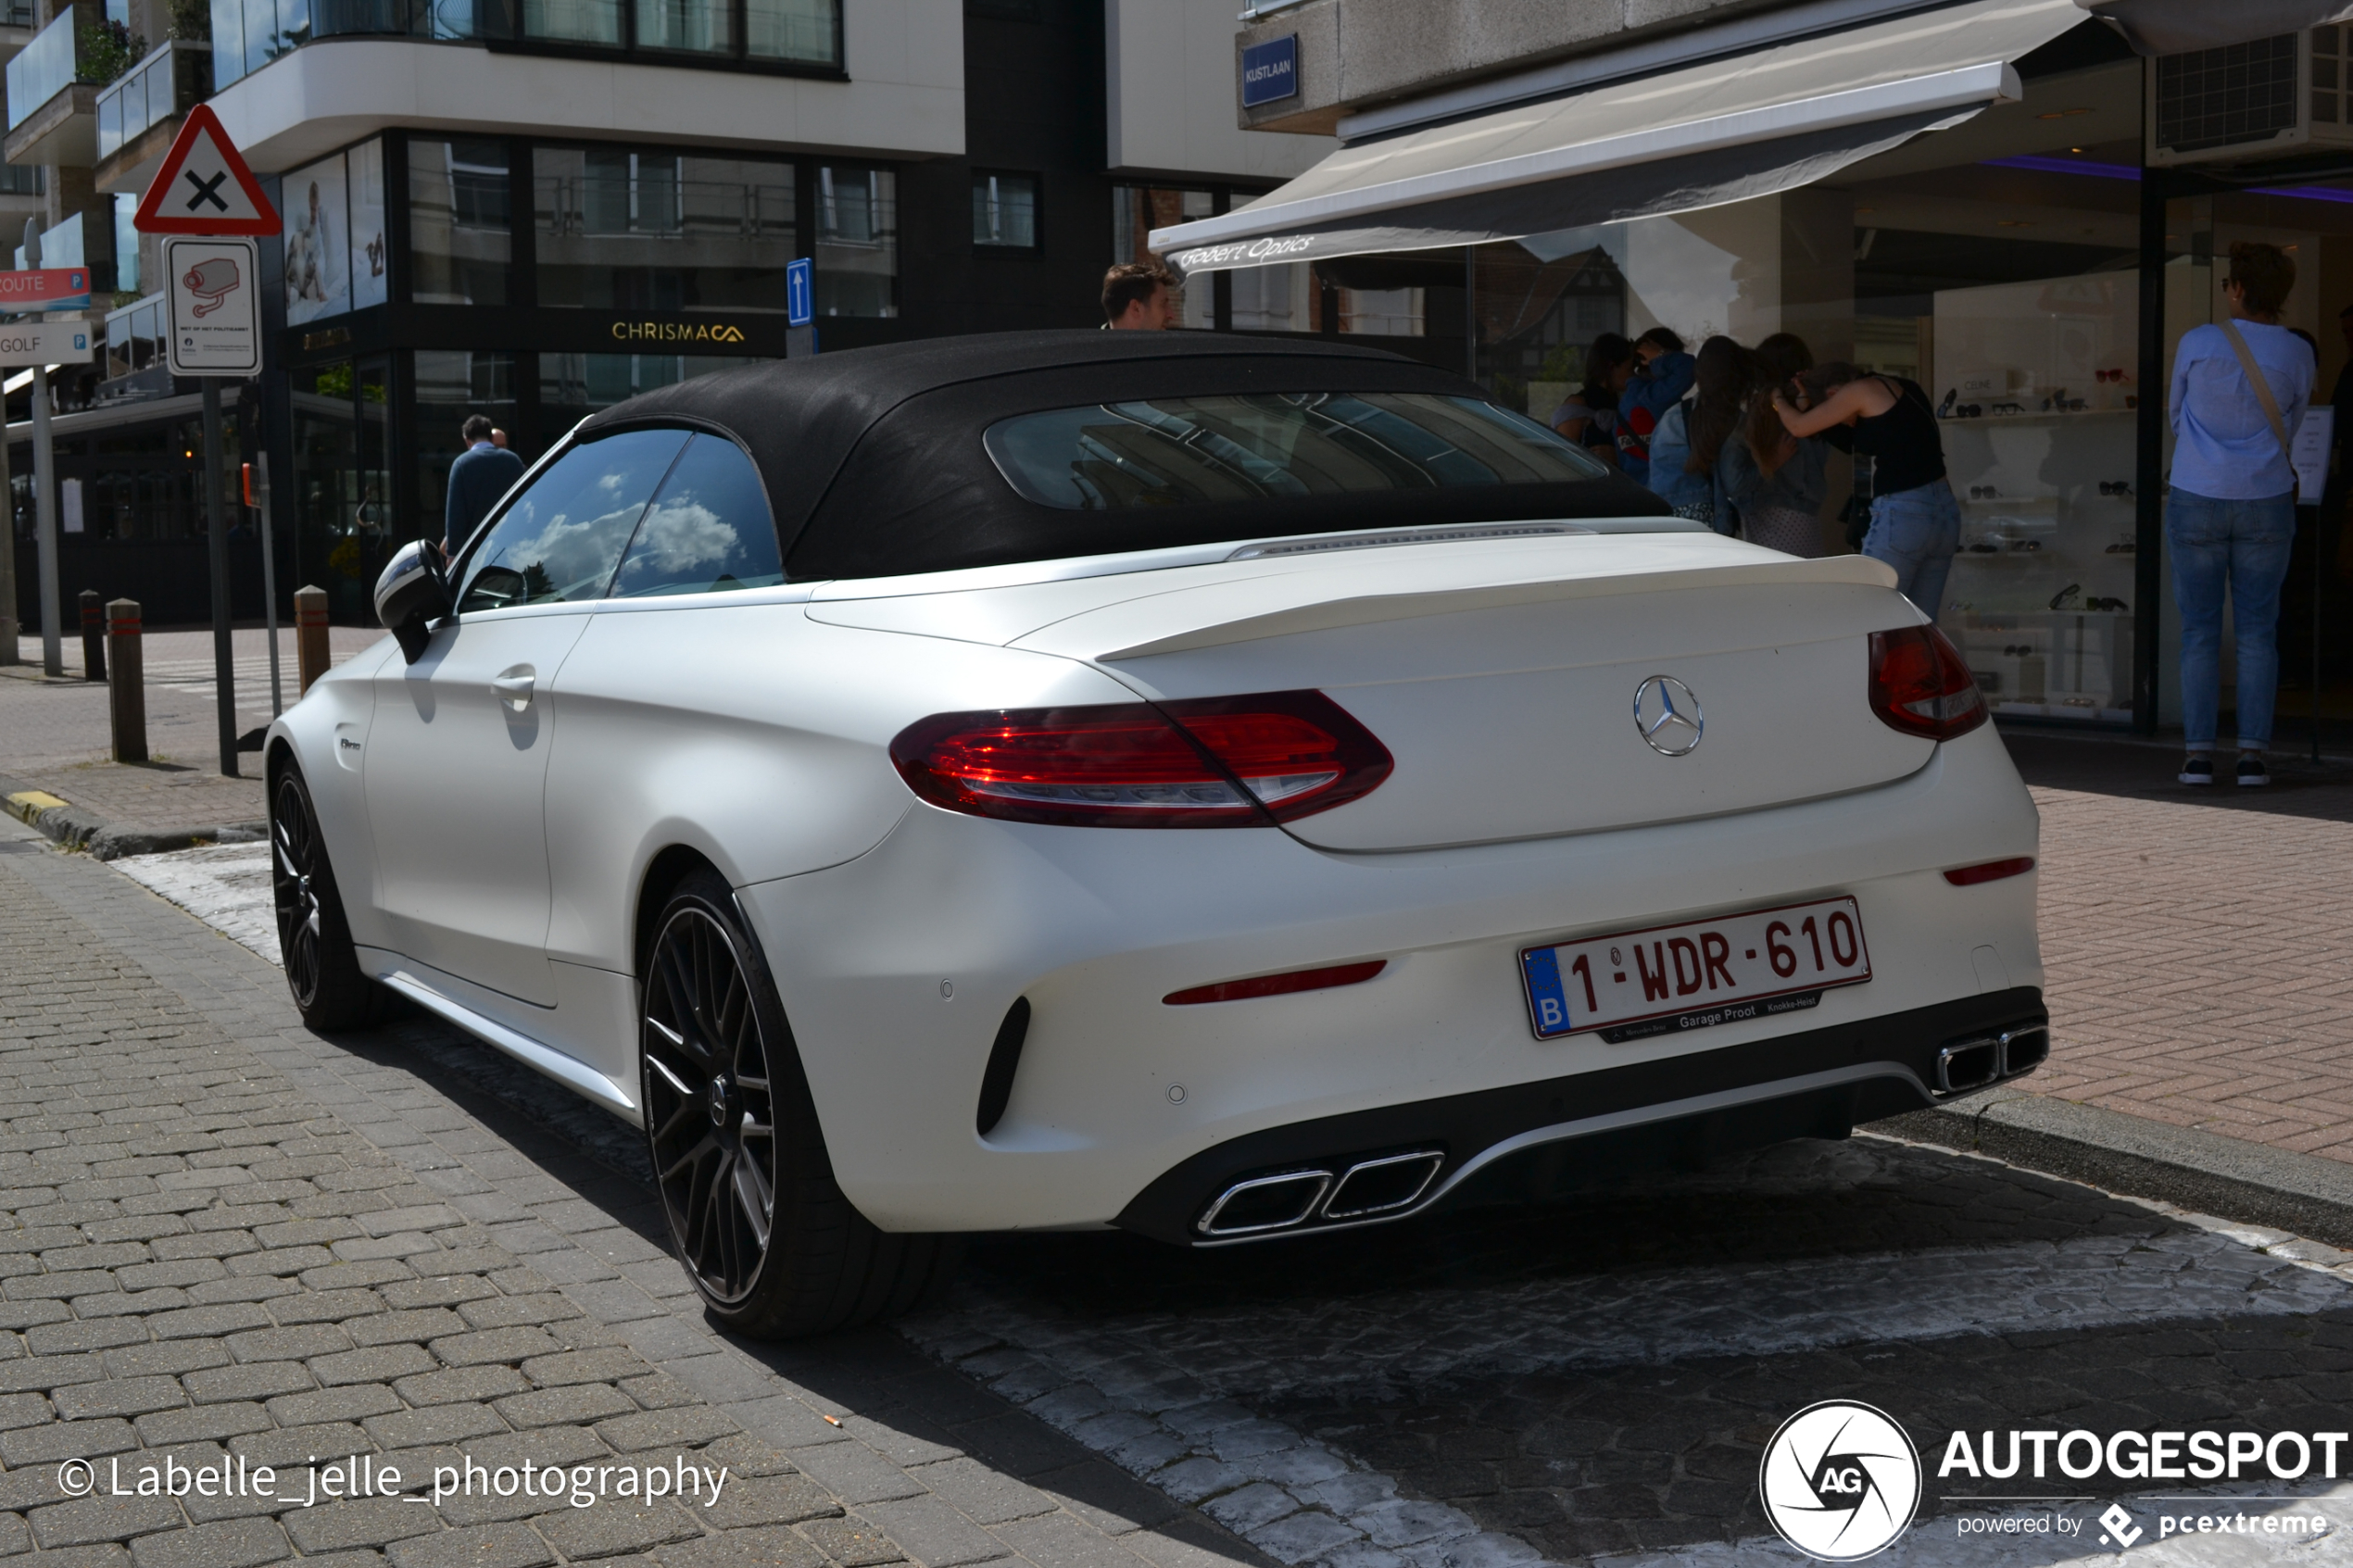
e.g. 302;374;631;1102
132;104;279;236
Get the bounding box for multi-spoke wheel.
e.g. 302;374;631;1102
639;868;963;1336
269;762;383;1031
643;903;778;1307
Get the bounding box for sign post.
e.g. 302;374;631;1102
22;221;58;675
136;103;277;777
0;260;91;672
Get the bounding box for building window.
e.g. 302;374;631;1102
535;146;795;312
633;0;728;53
745;0;834;60
816;165;896;318
413;349;517;544
972;173;1038;250
409;138;512;307
524;0;624;45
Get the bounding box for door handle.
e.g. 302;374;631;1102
491;671;535;711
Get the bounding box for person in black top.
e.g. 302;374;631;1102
1771;362;1959;616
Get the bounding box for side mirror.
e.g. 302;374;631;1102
375;539;452;663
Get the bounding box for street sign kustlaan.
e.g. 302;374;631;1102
133;104;278;236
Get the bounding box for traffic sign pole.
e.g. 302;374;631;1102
134;104;276;771
202;377;235;775
23;220;59;678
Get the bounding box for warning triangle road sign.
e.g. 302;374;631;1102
133;104;279;236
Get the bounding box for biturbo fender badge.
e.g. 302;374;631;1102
1633;674;1704;757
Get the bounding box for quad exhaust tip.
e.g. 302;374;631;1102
1195;1148;1445;1238
1936;1025;2049;1095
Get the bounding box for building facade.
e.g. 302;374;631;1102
6;0;1360;627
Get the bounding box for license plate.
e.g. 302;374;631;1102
1519;897;1871;1042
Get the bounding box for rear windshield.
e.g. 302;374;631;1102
983;392;1611;510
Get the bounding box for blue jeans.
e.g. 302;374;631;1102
1864;479;1962;618
2166;488;2296;751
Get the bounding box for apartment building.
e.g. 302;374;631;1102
5;0;1349;625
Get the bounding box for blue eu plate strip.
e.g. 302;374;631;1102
1521;946;1572;1038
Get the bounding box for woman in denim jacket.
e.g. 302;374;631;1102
1645;336;1755;530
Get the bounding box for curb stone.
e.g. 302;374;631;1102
1869;1090;2353;1249
2;772;268;860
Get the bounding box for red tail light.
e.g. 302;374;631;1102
1869;624;1986;741
889;691;1392;828
1164;960;1387;1006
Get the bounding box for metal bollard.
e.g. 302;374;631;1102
78;589;105;682
106;597;145;764
295;584;330;696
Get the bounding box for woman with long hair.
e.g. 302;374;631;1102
1724;332;1829;557
1646;335;1756;529
1772;359;1958;613
1550;332;1634;463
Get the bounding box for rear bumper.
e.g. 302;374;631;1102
1114;986;2049;1246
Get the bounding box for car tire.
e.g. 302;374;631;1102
640;868;962;1338
269;759;386;1033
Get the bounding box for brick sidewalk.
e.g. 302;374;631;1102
2007;734;2353;1163
0;822;1265;1568
2;628;387;836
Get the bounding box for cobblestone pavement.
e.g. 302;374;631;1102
0;820;1271;1568
2007;734;2353;1160
64;824;2353;1566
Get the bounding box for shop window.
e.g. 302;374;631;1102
608;433;782;596
1340;287;1424;337
973;173;1038;250
535;147;794;313
539;353;760;433
409;138;511;307
1231;264;1309;332
414;349;519;550
1112;185;1212;329
815;166;896;318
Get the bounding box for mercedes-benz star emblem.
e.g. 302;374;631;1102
1633;674;1704;757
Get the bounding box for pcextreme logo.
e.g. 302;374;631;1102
1759;1401;1923;1562
609;320;748;344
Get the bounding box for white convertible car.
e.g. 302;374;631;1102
269;332;2044;1337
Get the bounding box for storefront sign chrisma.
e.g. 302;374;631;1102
164;236;261;377
608;320;753;345
0;319;92;367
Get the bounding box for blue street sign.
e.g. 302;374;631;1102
786;257;812;327
1241;34;1298;108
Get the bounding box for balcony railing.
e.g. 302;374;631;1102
212;0;838;89
6;8;80;132
96;38;208;162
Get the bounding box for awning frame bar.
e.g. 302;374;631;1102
1151;59;2020;265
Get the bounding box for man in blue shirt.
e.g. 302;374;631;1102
2167;242;2316;789
444;415;525;558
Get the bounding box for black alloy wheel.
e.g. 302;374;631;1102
269;763;382;1031
637;869;964;1336
642;901;778;1308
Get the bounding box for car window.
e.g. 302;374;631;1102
455;428;692;612
608;433;783;598
982;392;1611;510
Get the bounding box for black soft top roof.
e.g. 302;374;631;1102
574;329;1665;580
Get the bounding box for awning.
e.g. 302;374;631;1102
2079;0;2353;56
1152;0;2089;276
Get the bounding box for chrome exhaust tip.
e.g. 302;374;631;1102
1322;1149;1444;1220
1999;1025;2049;1076
1195;1170;1332;1236
1935;1037;2002;1094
